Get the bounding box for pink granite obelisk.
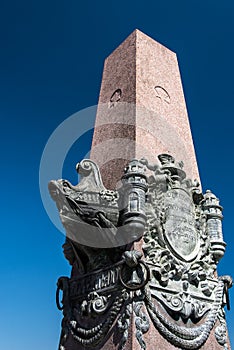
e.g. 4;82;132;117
88;29;231;350
91;29;200;189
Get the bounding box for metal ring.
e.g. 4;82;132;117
119;260;150;290
224;283;231;311
56;285;64;310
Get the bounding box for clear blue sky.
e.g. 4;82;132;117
1;1;234;349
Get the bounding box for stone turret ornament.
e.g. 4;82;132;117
118;159;148;237
202;190;226;262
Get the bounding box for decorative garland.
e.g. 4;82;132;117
69;293;125;347
144;280;225;349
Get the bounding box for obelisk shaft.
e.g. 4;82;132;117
91;29;200;189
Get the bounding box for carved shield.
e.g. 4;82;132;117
163;188;199;261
